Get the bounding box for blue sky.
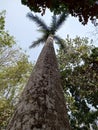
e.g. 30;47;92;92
0;0;98;62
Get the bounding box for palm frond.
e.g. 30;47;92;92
27;12;68;49
37;29;48;35
27;12;49;31
56;13;68;31
50;15;57;34
54;35;65;49
29;38;45;48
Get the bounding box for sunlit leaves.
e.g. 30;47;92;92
0;46;33;129
57;36;98;130
57;35;93;69
0;11;33;129
0;11;15;47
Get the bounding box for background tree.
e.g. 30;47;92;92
0;46;33;130
21;0;98;25
57;36;98;130
0;11;33;130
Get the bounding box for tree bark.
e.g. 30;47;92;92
6;36;71;130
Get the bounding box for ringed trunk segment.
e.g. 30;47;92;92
6;36;71;130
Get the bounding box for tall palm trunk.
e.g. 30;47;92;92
6;35;71;130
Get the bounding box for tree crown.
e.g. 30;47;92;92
27;12;68;48
22;0;98;25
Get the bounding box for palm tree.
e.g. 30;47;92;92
6;13;71;130
27;12;68;48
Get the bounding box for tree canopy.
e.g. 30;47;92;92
27;12;68;48
0;45;33;129
21;0;98;25
57;36;98;130
0;11;33;129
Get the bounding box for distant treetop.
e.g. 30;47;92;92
21;0;98;25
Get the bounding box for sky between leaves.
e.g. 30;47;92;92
0;0;98;62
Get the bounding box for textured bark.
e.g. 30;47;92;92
6;36;71;130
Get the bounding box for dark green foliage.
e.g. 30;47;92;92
21;0;98;25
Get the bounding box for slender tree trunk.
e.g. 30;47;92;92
6;35;71;130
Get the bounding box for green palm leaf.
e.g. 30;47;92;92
29;38;45;48
27;12;69;48
56;13;68;31
54;35;64;49
27;12;49;31
50;15;57;34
